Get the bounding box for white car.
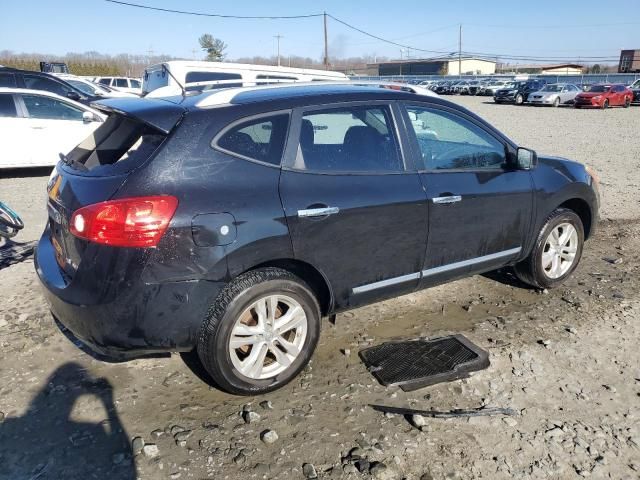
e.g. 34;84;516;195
143;61;348;97
94;76;142;95
53;74;137;98
0;88;105;169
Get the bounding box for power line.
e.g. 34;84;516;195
104;0;323;19
103;1;625;64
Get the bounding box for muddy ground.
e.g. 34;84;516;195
0;97;639;479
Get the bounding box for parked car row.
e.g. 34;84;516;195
494;79;634;108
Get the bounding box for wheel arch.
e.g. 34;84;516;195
558;198;593;239
246;258;334;316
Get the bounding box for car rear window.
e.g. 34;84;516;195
65;115;166;175
214;113;289;166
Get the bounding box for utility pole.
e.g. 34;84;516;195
323;12;329;69
274;34;283;67
458;24;462;78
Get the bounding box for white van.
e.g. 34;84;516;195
142;61;348;97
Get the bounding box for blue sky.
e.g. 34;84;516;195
2;0;638;63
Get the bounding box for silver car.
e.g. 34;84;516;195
528;83;582;107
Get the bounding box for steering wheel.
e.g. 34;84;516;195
431;145;473;169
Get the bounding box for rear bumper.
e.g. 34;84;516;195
35;231;223;358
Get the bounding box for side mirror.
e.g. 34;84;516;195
82;111;95;123
66;91;81;101
516;147;537;170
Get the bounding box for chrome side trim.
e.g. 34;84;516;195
352;272;420;294
422;247;522;277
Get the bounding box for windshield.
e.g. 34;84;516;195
541;84;562;92
588;85;610;93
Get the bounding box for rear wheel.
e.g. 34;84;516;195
515;93;524;105
553;96;561;108
624;98;631;108
514;208;584;289
602;99;609;109
197;268;321;395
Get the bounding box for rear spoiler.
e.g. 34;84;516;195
90;97;186;134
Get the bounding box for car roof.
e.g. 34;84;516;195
175;82;440;109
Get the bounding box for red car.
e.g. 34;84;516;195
574;84;633;109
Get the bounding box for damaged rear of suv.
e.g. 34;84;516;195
37;84;599;395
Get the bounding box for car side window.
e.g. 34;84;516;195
115;78;128;88
98;78;110;85
23;74;70;97
404;105;506;171
130;79;141;88
214;113;290;166
294;105;403;172
0;94;18;117
22;95;84;121
0;73;17;88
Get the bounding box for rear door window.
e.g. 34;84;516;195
214;113;289;166
130;79;141;88
293;105;403;172
22;94;84;121
115;78;128;88
0;94;18;117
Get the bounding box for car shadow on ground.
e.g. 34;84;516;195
0;362;136;479
0;239;36;270
482;267;535;290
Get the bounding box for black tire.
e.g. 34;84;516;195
602;99;609;109
514;208;584;289
494;98;502;104
624;98;631;108
197;267;321;395
515;93;524;105
553;96;560;108
574;104;581;109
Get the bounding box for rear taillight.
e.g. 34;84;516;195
70;196;178;248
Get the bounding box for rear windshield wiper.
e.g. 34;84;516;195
59;153;88;172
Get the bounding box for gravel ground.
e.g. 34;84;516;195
0;96;639;480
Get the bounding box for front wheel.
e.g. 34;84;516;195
624;98;631;108
197;268;321;395
514;208;584;289
515;93;524;105
602;99;609;109
553;96;561;107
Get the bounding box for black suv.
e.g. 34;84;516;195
494;79;547;105
0;67;98;105
36;84;599;395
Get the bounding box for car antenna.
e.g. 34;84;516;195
162;64;186;97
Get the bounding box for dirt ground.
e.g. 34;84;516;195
0;96;639;480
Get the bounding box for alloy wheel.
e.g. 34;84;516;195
541;223;579;279
229;294;308;380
